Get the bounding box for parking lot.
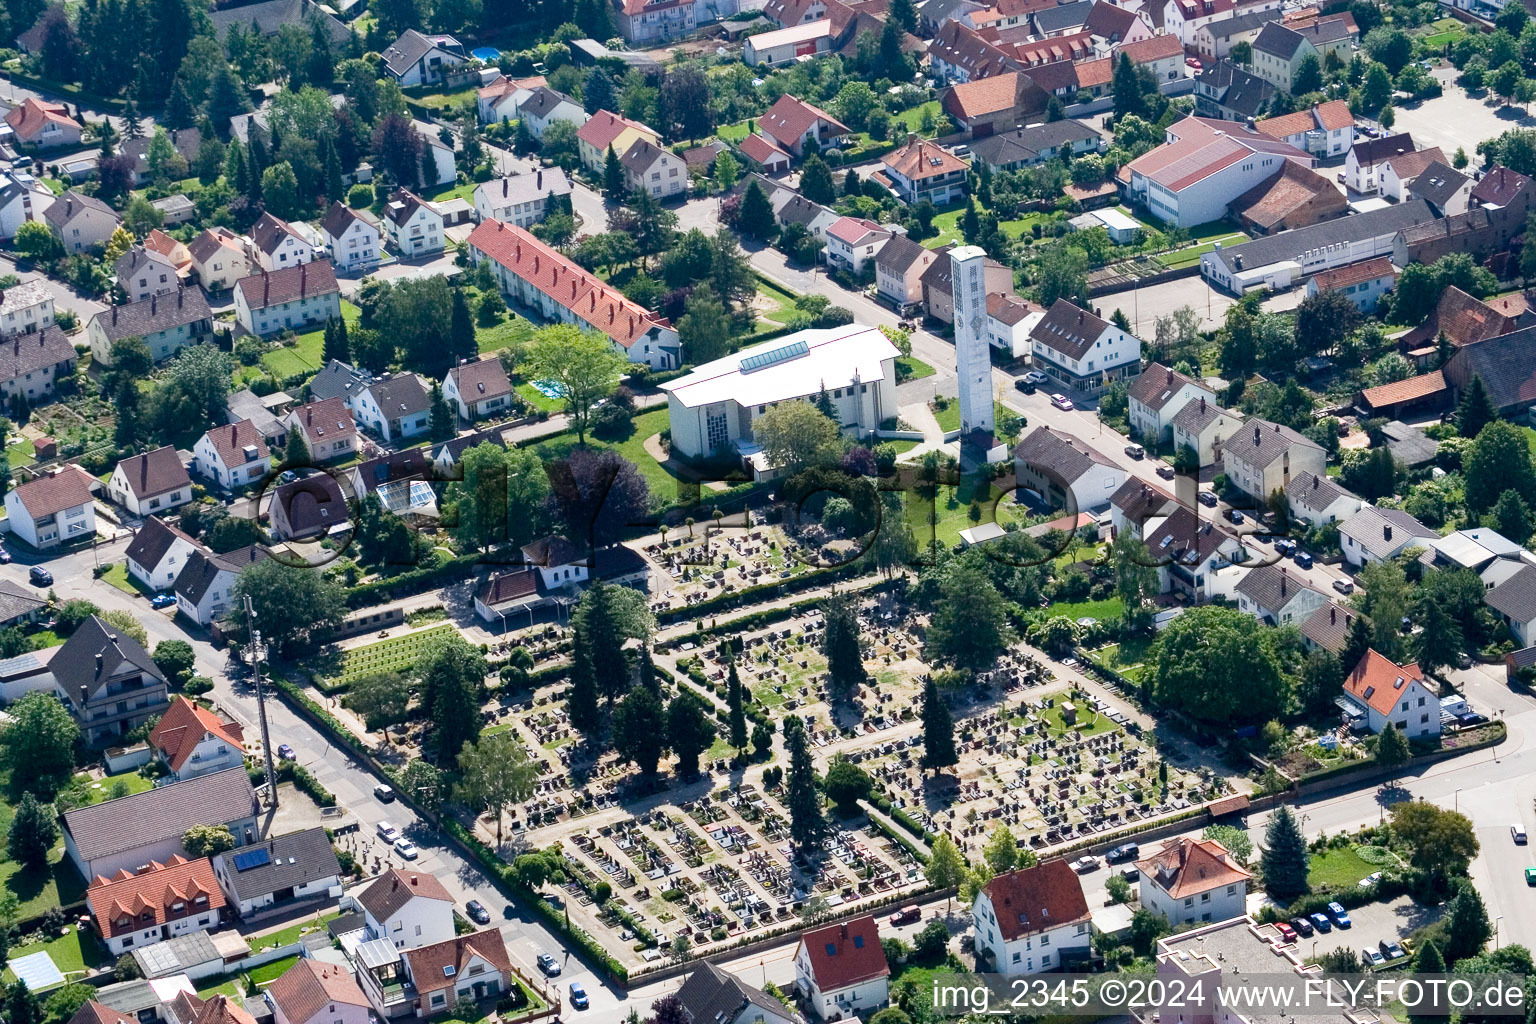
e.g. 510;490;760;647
1300;893;1444;966
1388;73;1532;162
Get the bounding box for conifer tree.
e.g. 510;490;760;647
726;659;748;750
1260;805;1310;902
920;675;957;772
784;717;826;854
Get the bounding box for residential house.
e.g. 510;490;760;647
1305;257;1397;314
794;917;890;1020
1221;418;1325;501
987;293;1045;357
776;194;840;243
1203;200;1435;293
1169;396;1242;466
620;139;688;199
467;220;681;370
381;30;465;86
473;170;572;229
115;245;179;303
1341;648;1442;738
0;281;53;340
1193;60;1277;121
515;87;586;142
205;0;350;44
473;569;547;625
972;860;1092;974
119;128;202;187
0;579;47;631
187;228;253;293
1014;426;1127;512
758;94;851;158
613;0;699;44
824;217;891;276
151;195;195;227
191;421;271;490
0;172;57;240
1487;564;1536;647
1192;7;1282;59
352;373;432;442
1235;563;1328;625
51;614;170;744
1128;363;1214;443
1166;0;1281;44
671;963;802;1024
662;325;899;460
88;287;214;365
212;829;341;920
148;696;244;782
383;190;445;259
62;768;257;881
1301;601;1363;654
284;397;359;462
4;464;97;550
1290;12;1357;63
87;856;225;956
359;868;456;949
1021;56;1112;104
575;110;660;175
874;235;938;312
1283;471;1361;528
399;931;515;1017
1344;132;1418;193
967;120;1102;171
1117;33;1184;83
1027;298;1142;395
1378;146;1448;201
444;357;514;423
269;474;349;541
308;358;372;405
0;326;77;405
941;73;1050;138
320;203;382;274
1471;164;1533;219
1393;202;1525;270
477;74;544;124
173;545;267;628
429;427;506;475
875;136;969;205
45;191;121;254
739;133;792;174
1109;478;1177;540
346;449;438;519
1407;160;1473;216
1134;838;1250;926
928;21;1018;83
124;516;202;592
143;230;192;277
1338;505;1436;568
1145;506;1247;601
5;98;82;148
265;960;367;1024
1087;0;1155;47
1122;116;1311;228
1249;21;1317;92
1252;100;1355;158
250;212;316;272
234;263;341;337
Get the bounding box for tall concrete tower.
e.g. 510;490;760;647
950;244;993;438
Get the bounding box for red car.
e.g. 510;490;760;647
1185;56;1202;69
1275;922;1298;943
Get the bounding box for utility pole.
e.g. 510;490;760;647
244;594;279;809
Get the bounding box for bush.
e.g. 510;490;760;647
184;675;215;696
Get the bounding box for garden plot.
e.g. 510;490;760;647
852;686;1225;853
643;525;813;611
327;624;460;686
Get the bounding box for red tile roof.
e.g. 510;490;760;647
448;356;513;402
800;917;889;992
882;138;969;181
827;217;887;246
12;465;95;519
1117;33;1182;62
1343;649;1426;716
1357;370;1447;411
740;133;791;165
576;110;655;152
87;855;225;939
1310;256;1395;292
265;960;369;1024
758;94;850;151
403;929;514;996
291;397;357;442
203;419;270;469
1134;837;1251;898
5;98;80;140
235;262;338;311
944;72;1028;121
981;859;1090;941
149;696;244;772
467;220;671;351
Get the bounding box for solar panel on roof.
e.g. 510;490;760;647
233;848;271;872
739;339;808;374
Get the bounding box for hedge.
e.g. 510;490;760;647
344;553;483;608
655;562;867;625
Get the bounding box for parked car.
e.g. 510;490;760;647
890;905;922;926
466;900;491;924
1359;871;1382;888
1310;912;1333;933
1050;393;1074;411
1071;855;1098;872
1274;539;1295;557
29;566;51;586
1364;948;1386;967
1513;823;1528;844
1198;490;1218;507
1014;380;1036;395
0;546;13;563
1124;443;1145;459
1327;902;1351;927
377;821;401;843
1023;371;1048;385
1226;508;1245;524
1185;56;1201;68
375;783;395;802
1275;922;1297;942
1106;842;1140;862
1526;867;1536;886
151;593;176;608
1333;579;1355;595
536;953;561;977
569;983;588;1011
1290;916;1314;937
393;837;418;859
1156;464;1176;480
1380;940;1406;960
1294;551;1314;569
276;743;295;760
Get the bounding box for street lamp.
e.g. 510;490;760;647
1496;916;1504;950
1455;788;1461;813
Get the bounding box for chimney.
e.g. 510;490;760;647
93;653;102;676
1253;426;1261;445
1330;606;1336;624
907;132;918;145
1384;524;1393;542
80;684;89;703
537;171;543;188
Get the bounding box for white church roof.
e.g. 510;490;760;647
661;325;899;410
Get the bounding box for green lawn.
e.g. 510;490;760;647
195;974;243;1000
99;562;136;595
1153;232;1248;269
258;300;362;382
516;381;565;414
1041;701;1118;738
924;203;973;249
1042;597;1126;622
1086;636;1154;684
904;474;1027;550
890;100;941;135
717;121;751;143
0;785;88;922
2;927;105;985
251;910;342;951
247;955;301;986
931;399;1011;434
6;441;35;469
530;407;683;499
896;356;935;382
424;180;478;204
477;313;535;355
76;770;156;803
1307;846;1375;889
753;279;800;335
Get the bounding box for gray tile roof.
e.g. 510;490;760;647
118;128;202;180
1444;327;1536;412
674;962;799;1024
213;827;340;903
364;373;431;418
1408;161;1469;210
1034;0;1092;33
1225;417;1323;471
1285;471;1355;514
1348;132;1417;166
0;578;45;624
381;29;444;77
1487;563;1536;623
208;0;350;44
173;545;268;606
516;86;577;120
1300;601;1360;652
43;190;117;230
1338;505;1436;560
0;326;76;386
1235;562;1322;613
1196;61;1276;118
1212;201;1436;277
1014;425;1115;483
51;614;164;704
873;234;929;274
1109;478;1176;527
1144;505;1238;566
1170;395;1232;435
116;445;191;500
126;516;200;572
91;287;211;344
1252;21;1306;59
62;768;255;865
1030;298;1112;362
307;359;372;403
969;120;1100;168
1201;7;1281;39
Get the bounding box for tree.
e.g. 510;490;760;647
925;834;967;910
1113;53;1146;118
525;324;627;444
229;557;346;656
1036;243;1089;306
454;731;537;842
1457;375;1497;439
449;288;476;366
546;448;653;552
1260;805;1310;902
345;671;411;740
371;113;422;187
824;757;872;813
182;824;236;858
926;564;1013;669
1294;288;1361;358
1495;488;1533;543
983;822;1022;873
14;222;61;262
0;693;79;797
667;694;716;778
726;660;748;750
429;381;455;443
822;595;867;699
1442;881;1493;964
1357;558;1412;661
446;443;550;553
7;793;57;870
783;718;826;854
754;400;840;470
1202;824;1253;865
282;426;311;469
1389;801;1479;882
1296;647;1344;718
603;144;625;198
800;155;836;205
1109;532;1157;624
657;67;714;142
1293;52;1323;93
1151;606;1288;725
1375;720;1411;780
152;640;196;687
677;283;732;364
584;69;616;115
1361;61;1394;112
260;162;301;220
420;637;485;762
737;180;777;241
713;149;739;192
8;980;41;1024
889;0;916;31
1465;420;1536;514
919;675;957;773
612;684;668;776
